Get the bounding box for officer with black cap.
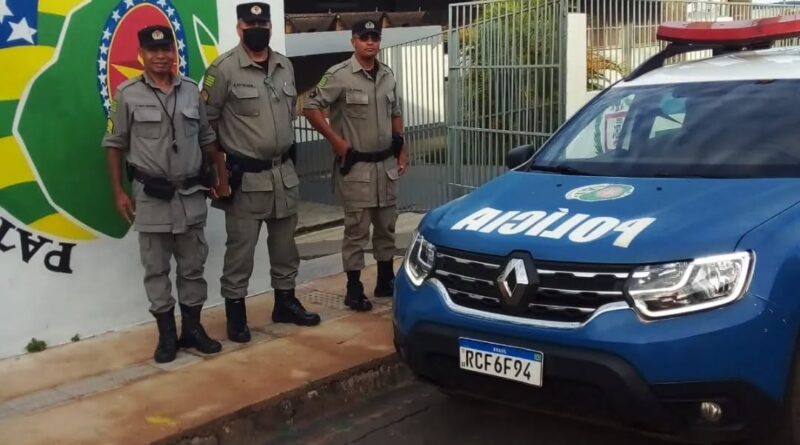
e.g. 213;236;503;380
103;25;225;363
202;3;321;345
303;19;409;312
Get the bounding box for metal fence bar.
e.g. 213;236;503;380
578;0;800;91
297;0;800;212
447;0;564;195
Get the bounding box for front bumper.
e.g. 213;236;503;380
393;270;790;442
395;323;775;442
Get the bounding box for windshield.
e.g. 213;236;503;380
532;80;800;178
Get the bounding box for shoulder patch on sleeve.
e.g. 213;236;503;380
106;118;114;134
317;73;332;89
203;74;216;88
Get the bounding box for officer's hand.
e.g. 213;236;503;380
211;180;232;200
398;149;409;176
114;191;135;224
332;136;351;160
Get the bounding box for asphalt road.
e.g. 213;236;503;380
263;381;701;445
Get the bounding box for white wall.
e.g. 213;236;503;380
0;1;286;359
0;209;271;359
565;14;588;119
564;14;615;117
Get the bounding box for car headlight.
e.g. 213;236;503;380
404;231;436;287
626;252;753;319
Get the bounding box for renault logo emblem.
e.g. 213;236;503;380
496;253;538;313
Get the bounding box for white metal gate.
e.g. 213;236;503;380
446;0;566;199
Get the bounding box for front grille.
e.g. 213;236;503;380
433;246;633;324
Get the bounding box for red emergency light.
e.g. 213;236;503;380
657;14;800;46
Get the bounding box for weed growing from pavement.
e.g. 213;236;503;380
26;338;47;353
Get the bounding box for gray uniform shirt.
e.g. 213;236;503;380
103;74;216;234
203;45;300;219
304;55;403;210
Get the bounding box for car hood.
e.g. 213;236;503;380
419;172;800;264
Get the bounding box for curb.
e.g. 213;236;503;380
164;354;412;445
295;218;345;236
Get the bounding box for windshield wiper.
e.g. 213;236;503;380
528;164;597;176
652;172;721;178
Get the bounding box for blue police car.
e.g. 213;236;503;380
393;17;800;444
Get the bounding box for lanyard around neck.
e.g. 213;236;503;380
142;77;179;153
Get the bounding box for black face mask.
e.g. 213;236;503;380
243;27;270;52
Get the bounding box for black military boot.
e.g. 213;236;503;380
272;289;321;326
152;307;178;363
178;304;222;354
345;271;373;312
374;261;395;298
225;298;251;343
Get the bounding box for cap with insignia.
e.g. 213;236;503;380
352;19;382;37
237;2;271;22
138;25;174;49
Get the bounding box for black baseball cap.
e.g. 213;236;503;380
138;25;174;49
352;19;382;37
237;2;270;22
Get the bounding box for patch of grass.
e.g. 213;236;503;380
25;338;47;353
71;334;80;343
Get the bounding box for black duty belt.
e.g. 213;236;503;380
339;135;404;176
226;151;291;173
132;169;205;189
225;151;292;197
131;167;206;201
339;147;395;176
348;148;395;164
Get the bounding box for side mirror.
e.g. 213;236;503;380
505;144;537;170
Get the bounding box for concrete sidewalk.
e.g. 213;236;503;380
296;201;345;234
295;202;425;260
0;261;404;445
296;212;424;260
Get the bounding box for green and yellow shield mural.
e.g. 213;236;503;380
0;0;220;245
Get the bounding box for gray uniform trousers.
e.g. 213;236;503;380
139;227;208;314
221;213;300;299
343;206;397;272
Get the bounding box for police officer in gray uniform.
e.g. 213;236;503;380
203;3;320;343
104;25;223;363
304;19;409;312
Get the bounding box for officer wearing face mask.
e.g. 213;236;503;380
202;2;320;345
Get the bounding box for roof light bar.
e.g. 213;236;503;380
624;14;800;81
657;14;800;46
626;43;723;81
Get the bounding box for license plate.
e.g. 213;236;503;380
458;338;543;387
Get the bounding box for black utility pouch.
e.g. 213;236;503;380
143;178;176;201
